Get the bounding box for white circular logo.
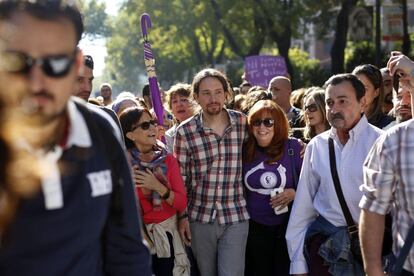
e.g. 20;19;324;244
260;172;277;189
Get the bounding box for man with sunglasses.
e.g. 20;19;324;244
0;1;151;275
286;74;382;275
174;68;249;276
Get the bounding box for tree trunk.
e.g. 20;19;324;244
375;0;381;66
330;0;358;74
256;0;295;81
192;33;204;64
210;0;243;57
211;0;265;57
247;4;266;56
274;27;294;80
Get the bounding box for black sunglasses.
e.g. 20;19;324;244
134;120;158;131
252;118;274;128
0;50;77;78
304;103;318;113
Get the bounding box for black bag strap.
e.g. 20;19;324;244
288;138;298;189
390;128;414;275
390;224;414;275
328;138;357;234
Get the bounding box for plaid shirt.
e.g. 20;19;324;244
360;120;414;273
174;109;249;224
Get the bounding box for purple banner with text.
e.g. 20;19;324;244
244;55;287;88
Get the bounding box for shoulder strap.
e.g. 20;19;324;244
390;127;414;275
288;139;298;189
392;224;414;275
328;138;357;233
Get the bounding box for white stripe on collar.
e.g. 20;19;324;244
66;99;92;148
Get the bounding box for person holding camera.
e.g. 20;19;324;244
243;100;303;276
119;107;190;276
286;74;383;276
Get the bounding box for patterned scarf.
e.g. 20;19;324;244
130;147;170;211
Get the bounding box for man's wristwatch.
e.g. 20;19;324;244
178;213;189;220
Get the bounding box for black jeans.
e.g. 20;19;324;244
402;269;414;276
152;232;174;276
245;219;290;276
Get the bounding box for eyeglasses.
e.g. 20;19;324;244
134;120;158;130
252;118;274;128
0;50;77;78
304;103;318;113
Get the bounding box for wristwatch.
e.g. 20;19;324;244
178;212;189;220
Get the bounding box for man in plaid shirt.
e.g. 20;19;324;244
174;68;249;276
360;52;414;275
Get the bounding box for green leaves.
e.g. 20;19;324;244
102;0;368;91
81;0;112;38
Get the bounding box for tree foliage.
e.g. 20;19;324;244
105;0;239;91
105;10;146;92
345;41;388;72
81;0;111;38
103;0;377;92
289;48;329;89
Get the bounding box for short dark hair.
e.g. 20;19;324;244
84;55;94;70
0;0;84;44
324;73;365;101
142;84;150;97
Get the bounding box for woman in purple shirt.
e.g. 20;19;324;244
243;100;303;276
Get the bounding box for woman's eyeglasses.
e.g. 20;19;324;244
252;118;274;128
133;120;158;130
304;103;318;113
0;50;77;78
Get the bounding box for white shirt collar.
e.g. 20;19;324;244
65;99;92;148
16;99;92;155
329;114;370;145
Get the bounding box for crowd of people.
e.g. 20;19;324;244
1;1;414;276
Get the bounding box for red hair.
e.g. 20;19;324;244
244;100;289;164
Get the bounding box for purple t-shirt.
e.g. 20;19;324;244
243;138;303;226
